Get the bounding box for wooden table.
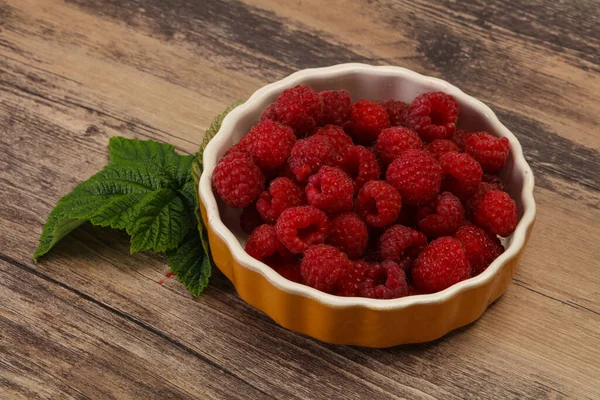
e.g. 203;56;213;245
1;1;599;398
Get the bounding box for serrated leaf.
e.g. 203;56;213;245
198;100;243;164
166;232;212;296
127;188;191;253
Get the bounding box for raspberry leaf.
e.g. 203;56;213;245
166;231;212;296
198;100;243;165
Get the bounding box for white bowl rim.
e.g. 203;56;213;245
199;63;536;310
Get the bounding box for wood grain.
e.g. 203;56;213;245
1;0;599;398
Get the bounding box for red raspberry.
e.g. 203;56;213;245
300;245;350;293
474;190;518;237
276;206;330;253
260;103;278;121
380;99;409;127
412;237;471;293
407;91;458;142
360;260;408;299
482;173;508;192
355;181;402;227
240;203;263;235
274;262;303;283
465;132;510;173
213;152;265;208
454;223;504;276
349;99;390;144
386;149;441;206
327;212;368;259
311;125;353;159
451;129;471;150
288;135;333;182
272;85;323;136
379;225;427;262
426;139;460;160
256;177;305;224
223;134;253;158
337;145;381;193
336;260;370;297
319;90;352;127
417;192;464;238
464;182;495;220
245;224;292;267
376;127;423;165
245;120;296;170
439;152;483;200
306;166;354;213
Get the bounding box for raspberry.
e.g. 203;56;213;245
300;245;350;293
464;182;495;219
482;173;508;192
355;181;402;227
412;237;471;293
312;125;353;159
455;223;504;276
274;262;303;283
240;203;263;235
256;177;305;224
337;145;381;193
260;103;278;121
380;99;409;127
349;99;390;144
288;135;333;182
407;91;458;142
336;260;369;296
319;90;352;127
245;224;292;267
386;149;441;206
376;127;423;165
474;190;518;237
224;135;253;158
426;139;460;160
379;225;427;262
465;132;510;173
246;120;296;170
306;166;354;213
439;152;483;200
417;192;464;238
276;206;330;253
213;152;265;208
327;212;368;259
451;129;470;149
272;85;323;136
360;260;408;299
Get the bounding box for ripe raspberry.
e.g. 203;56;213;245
426;139;460;160
224;135;253;158
256;177;306;224
245;120;296;170
482;173;508;192
412;237;471;293
474;190;518;237
386;149;442;206
312;125;353;159
417;192;465;238
380;99;409;127
300;245;350;293
276;206;330;253
407;91;458;142
465;132;510;173
451;129;471;150
260;103;278;121
360;260;408;299
349;99;390;144
439;152;483;200
288;135;333;182
274;262;303;283
376;127;423;165
379;225;427;262
337;145;381;193
336;260;369;297
455;223;504;276
245;224;292;266
306;166;354;213
272;85;323;136
464;182;495;220
319;90;352;127
213;152;265;208
327;212;368;259
355;181;402;227
240;203;263;235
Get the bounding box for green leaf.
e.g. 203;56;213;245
198;100;243;164
166;232;212;297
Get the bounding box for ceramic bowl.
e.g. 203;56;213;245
198;63;536;347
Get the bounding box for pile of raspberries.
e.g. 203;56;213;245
212;85;517;299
